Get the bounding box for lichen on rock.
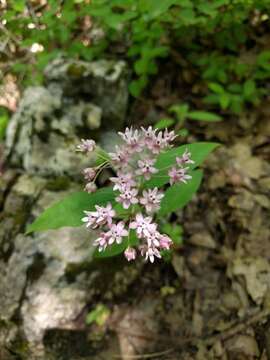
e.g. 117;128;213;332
5;59;128;178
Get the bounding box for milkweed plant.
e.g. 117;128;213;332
28;127;218;262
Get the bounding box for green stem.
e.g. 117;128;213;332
97;152;110;162
93;162;109;182
158;164;175;172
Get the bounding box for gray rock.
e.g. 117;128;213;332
0;234;37;321
99;130;123;153
1;57;130;359
21;271;88;343
5;58;129;177
0;181;100;358
0;174;46;261
5;87;96;177
44;58;128;128
5;86;60;165
0;175;49;322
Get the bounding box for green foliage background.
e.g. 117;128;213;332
1;0;270;114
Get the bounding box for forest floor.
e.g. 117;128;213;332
0;61;270;360
82;74;270;360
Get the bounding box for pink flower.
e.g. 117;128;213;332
168;167;192;185
140;187;164;214
118;127;143;153
159;234;173;250
107;221;129;245
94;232;110;252
141;126;157;146
82;203;115;229
163;129;177;143
95;203;116;226
136;159;158;180
176;149;194;166
141;126;164;154
142;128;176;154
84;182;97;193
129;213;157;238
82;211;98;228
76;139;96;153
116;188;138;209
110;173;136;192
146;247;162;263
147;131;164;154
83;168;96;181
79;127;193;262
140;245;161;263
145;230;161;248
124;247;136;261
109;145;130;168
143;229;172;251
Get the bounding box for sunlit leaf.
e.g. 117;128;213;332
154;118;175;130
0;111;9;139
187;111;222;122
145;142;219;188
208;82;225;94
27;187;115;233
158;170;203;215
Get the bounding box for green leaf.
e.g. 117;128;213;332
158;170;203;216
197;3;217;16
62;9;77;24
26;187;115;233
105;12;136;30
94;240;127;258
243;80;256;98
138;0;181;18
154;118;175;130
220;93;230;109
208;82;224;94
169;103;189;122
230;95;243;113
0;112;9;139
11;0;25;12
203;94;220;105
36;51;60;71
177;128;189;137
129;76;148;97
145;142;219;188
161;223;183;245
228;83;242;93
95;147;111;166
86;304;110;326
134;57;150;75
257;51;270;71
187;111;222;122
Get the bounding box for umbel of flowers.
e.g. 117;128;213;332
77;127;194;263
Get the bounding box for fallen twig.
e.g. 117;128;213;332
204;308;270;345
112;348;174;359
112;307;270;358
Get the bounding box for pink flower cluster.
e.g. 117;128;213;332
78;127;194;263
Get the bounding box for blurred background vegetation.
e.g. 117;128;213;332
1;2;270;358
0;0;270;138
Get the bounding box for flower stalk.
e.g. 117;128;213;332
78;126;194;263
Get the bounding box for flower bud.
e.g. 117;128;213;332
76;139;96;153
83;168;96;181
124;247;136;261
84;182;97;193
